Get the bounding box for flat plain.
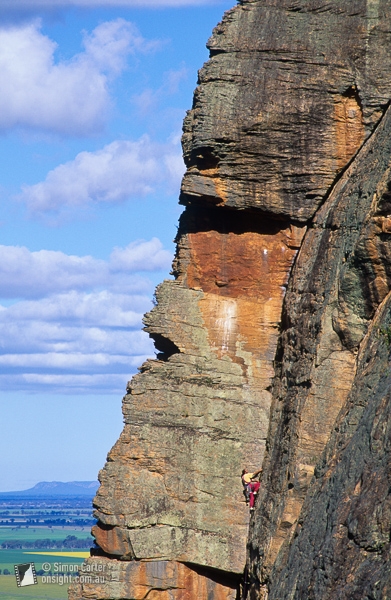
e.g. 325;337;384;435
0;575;69;600
0;495;94;600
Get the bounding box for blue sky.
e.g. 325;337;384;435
0;0;234;491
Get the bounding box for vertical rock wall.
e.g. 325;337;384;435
247;103;391;599
70;1;391;599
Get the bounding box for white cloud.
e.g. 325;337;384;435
0;239;172;298
18;137;184;219
110;238;172;272
6;291;150;325
0;245;106;298
0;241;173;393
82;19;155;75
0;304;156;393
0;298;154;355
0;19;153;135
0;373;138;394
0;347;150;368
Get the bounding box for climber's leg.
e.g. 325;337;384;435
249;482;260;510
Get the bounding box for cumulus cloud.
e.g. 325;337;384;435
1;293;152;334
6;291;150;326
0;245;105;298
0;373;143;394
82;19;156;75
110;238;172;272
0;350;146;369
0;19;155;135
0;298;156;393
0;241;172;393
0;295;153;355
0;238;171;298
18;136;184;219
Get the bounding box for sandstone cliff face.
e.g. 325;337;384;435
69;2;391;599
266;289;391;600
247;102;391;599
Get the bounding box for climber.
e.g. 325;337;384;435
241;468;262;511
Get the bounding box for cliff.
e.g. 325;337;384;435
69;1;391;599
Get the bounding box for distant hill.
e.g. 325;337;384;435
0;481;99;497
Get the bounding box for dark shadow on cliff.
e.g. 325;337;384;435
174;204;300;242
148;332;180;361
183;561;241;594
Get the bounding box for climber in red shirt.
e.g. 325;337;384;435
241;468;262;511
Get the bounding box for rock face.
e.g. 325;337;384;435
247;102;391;599
69;1;391;599
265;292;391;600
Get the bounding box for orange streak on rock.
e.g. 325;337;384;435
187;228;301;299
186;227;305;383
213;176;228;205
69;558;237;600
334;92;365;171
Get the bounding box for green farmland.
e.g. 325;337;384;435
0;529;92;544
0;549;87;573
0;494;94;600
0;575;69;600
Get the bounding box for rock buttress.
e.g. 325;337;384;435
247;102;391;599
69;1;391;599
267;283;391;599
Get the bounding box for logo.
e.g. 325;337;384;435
14;563;38;587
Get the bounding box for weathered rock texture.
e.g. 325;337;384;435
69;1;391;599
266;290;391;600
247;102;391;599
